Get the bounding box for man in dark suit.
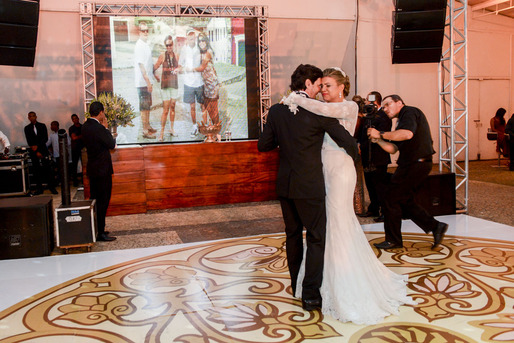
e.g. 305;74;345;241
258;64;358;311
82;101;117;242
24;111;57;195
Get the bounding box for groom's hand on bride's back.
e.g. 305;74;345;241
324;118;359;161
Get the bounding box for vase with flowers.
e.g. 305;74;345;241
86;92;136;137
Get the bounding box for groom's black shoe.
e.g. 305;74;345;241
432;222;448;249
374;241;402;249
302;298;322;311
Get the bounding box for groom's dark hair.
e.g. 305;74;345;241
290;64;323;92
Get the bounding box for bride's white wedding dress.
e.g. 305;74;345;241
283;93;415;325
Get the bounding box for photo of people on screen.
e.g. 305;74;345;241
196;33;220;126
178;29;205;138
106;17;250;144
153;35;179;141
133;21;157;139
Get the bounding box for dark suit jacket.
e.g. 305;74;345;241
24;121;49;156
258;102;358;199
82;118;116;178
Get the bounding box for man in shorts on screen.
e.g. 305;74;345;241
134;21;157;139
179;28;204;137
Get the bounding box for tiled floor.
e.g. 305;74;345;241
0;159;512;342
1;215;513;342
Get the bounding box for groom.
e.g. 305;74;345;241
258;64;358;311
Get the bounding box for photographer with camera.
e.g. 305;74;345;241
368;94;448;250
357;91;392;222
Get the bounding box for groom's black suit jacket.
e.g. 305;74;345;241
258;102;357;199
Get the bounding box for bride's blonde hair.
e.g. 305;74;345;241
323;67;350;97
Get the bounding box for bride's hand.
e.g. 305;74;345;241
281;93;299;114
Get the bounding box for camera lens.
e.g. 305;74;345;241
363;104;376;116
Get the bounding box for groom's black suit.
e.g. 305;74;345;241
258;98;358;302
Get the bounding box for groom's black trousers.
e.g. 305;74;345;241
279;196;326;301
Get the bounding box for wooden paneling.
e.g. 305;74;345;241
144;141;279;211
84;141;279;216
107;146;147;216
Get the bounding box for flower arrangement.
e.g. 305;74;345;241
86;92;136;127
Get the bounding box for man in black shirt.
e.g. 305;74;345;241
368;94;448;249
358;91;392;220
69;114;83;187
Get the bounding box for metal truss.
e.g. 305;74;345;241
438;0;468;212
79;3;270;119
79;3;97;112
258;16;271;128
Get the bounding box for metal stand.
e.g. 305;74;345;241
439;0;468;213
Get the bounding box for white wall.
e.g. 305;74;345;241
0;9;82;147
467;12;514;160
1;0;514;163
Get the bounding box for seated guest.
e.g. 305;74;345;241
490;108;509;157
506;113;514;171
0;129;10;155
69;113;84;186
24;111;58;195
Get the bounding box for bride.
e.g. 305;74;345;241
282;67;414;325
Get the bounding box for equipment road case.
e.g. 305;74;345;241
0;154;30;196
54;200;97;248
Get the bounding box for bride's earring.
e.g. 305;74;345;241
339;92;342;99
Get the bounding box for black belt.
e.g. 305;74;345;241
416;157;432;162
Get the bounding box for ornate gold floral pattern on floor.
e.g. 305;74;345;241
1;232;514;342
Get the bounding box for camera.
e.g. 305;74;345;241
362;93;377;117
362;103;377;117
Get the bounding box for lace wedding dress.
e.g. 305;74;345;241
283;93;415;325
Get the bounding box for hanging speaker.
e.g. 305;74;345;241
393;0;447;12
0;0;40;67
391;1;447;64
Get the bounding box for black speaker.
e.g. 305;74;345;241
0;46;36;67
391;0;447;64
393;10;446;31
0;0;39;67
414;172;456;216
394;0;447;12
392;29;445;49
0;0;39;26
0;23;38;47
391;47;445;64
0;196;54;260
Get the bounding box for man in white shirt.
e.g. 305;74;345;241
46;121;71;190
46;121;71;163
0;130;10;155
179;29;205;137
134;22;157;139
